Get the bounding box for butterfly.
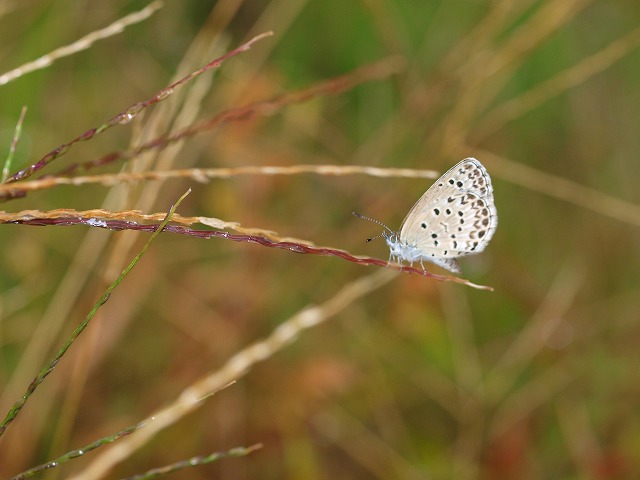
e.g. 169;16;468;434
354;157;497;273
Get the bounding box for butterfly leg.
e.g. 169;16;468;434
386;253;394;268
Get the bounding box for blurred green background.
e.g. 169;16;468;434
1;1;640;478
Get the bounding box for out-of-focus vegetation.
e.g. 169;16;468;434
1;1;639;478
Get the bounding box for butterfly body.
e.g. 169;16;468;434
384;231;463;273
358;158;497;274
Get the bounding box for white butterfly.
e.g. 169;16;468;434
354;157;497;273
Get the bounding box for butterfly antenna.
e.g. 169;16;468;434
352;212;395;242
364;232;385;243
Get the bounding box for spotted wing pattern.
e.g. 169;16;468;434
398;157;497;272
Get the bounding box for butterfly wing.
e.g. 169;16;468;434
399;158;497;270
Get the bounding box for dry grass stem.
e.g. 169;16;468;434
0;164;439;195
0;1;163;86
488;366;575;442
3;31;273;185
481;0;593;79
436;0;592;149
68;269;397;480
476;25;640;140
484;263;584;403
311;405;425;479
556;399;603;473
0;55;403;201
474;149;640;227
4;1;637;476
0;208;493;290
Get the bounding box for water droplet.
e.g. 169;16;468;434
156;88;174;101
119;105;144;124
119;113;134;124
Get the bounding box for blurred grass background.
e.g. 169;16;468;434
1;1;640;478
